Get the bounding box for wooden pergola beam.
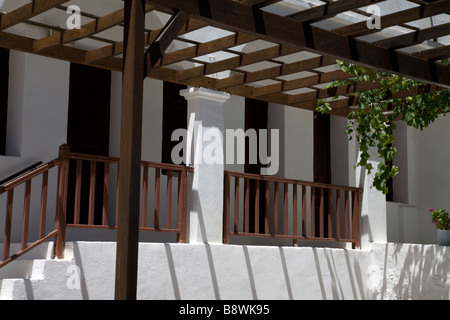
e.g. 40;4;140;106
0;0;68;31
33;8;126;53
148;0;450;87
333;0;450;37
85;18;208;63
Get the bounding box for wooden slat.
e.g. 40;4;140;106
328;188;332;238
254;180;260;233
223;173;230;244
274;182;279;234
141;166;148;227
21;180;32;250
283;183;288;235
39;171;49;239
103;162;110;225
244;178;250;233
336;189;341;240
333;0;450;37
166;170;173;228
264;180;269;234
345;191;350;239
88;161;96;225
413;45;450;61
34;8;126;53
74;159;82;224
374;22;450;49
154;168;161;229
301;185;306;237
310;186;315;237
3;190;13;261
319;188;324;238
293;184;297;237
0;0;69;31
234;177;240;233
287;0;387;22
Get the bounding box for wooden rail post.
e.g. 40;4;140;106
54;144;70;259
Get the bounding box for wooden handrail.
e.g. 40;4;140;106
68;151;194;172
0;161;44;187
0;159;60;193
225;170;363;193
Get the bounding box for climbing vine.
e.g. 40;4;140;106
317;59;450;194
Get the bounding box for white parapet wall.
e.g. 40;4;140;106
0;241;448;300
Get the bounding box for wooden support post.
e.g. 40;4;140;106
114;0;145;301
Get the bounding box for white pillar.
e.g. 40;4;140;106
181;87;231;243
356;152;388;250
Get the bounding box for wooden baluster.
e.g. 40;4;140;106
293;184;298;239
3;190;13;261
264;180;269;234
311;186;315;237
103;162;110;226
328;188;333;239
274;182;279;235
141;166;148;227
166;170;173;229
319;188;324;238
302;185;306;237
234;177;239;233
336;189;341;241
283;183;288;235
345;190;349;239
154;168;160;229
293;184;298;246
177;170;187;243
115;165;120;227
39;171;48;239
88;160;97;225
244;178;249;233
254;179;260;234
223;173;230;244
74;159;82;224
21;180;31;250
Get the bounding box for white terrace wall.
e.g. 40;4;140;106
1;241;448;300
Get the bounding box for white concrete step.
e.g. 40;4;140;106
0;242;84;300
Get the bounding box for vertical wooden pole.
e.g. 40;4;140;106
114;0;145;301
54;144;70;259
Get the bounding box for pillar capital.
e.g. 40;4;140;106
180;87;231;104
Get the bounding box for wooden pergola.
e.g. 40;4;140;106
0;0;449;300
1;0;449;116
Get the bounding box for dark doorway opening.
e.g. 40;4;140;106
66;63;111;225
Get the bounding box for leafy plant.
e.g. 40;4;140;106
317;59;450;194
429;209;450;230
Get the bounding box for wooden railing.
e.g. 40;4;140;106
223;171;362;248
65;147;193;243
0;145;193;268
0;157;62;268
